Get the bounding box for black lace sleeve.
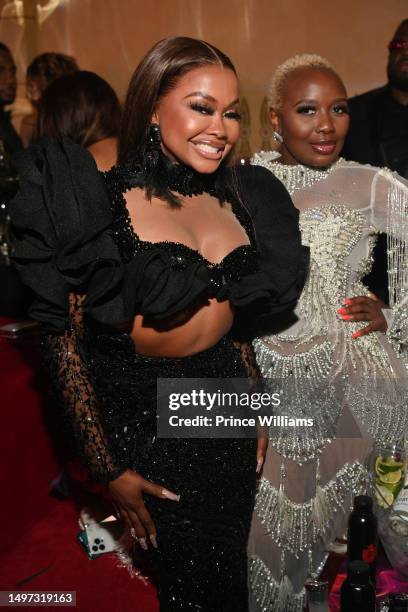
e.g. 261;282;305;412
43;293;126;484
234;340;261;380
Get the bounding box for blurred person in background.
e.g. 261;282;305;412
37;69;121;170
343;18;408;304
344;18;408;175
0;42;25;317
20;52;78;147
0;42;21;155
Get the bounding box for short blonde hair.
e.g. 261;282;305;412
268;54;336;111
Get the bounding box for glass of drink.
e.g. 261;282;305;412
373;441;406;509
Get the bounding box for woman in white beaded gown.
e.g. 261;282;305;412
248;54;408;612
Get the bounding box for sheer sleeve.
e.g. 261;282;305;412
43;293;127;484
371;169;408;349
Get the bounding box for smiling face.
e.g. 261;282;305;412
387;21;408;91
152;64;241;174
271;66;349;168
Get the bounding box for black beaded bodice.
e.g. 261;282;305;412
103;158;259;291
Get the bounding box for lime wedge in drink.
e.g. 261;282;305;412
379;469;403;485
375;456;404;475
375;485;395;508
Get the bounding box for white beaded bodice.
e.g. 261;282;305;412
251;154;408;451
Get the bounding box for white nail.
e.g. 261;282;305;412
149;534;158;549
256;458;264;474
138;537;148;551
162;488;180;502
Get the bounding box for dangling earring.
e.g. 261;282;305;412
143;123;164;198
147;123;162;151
143;122;162;178
273;131;283;144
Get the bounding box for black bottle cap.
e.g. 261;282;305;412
347;560;371;585
353;495;373;510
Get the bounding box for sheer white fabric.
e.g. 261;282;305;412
248;155;408;612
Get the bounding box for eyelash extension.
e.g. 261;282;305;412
225;111;242;121
296;105;315;114
189;102;241;121
296;104;350;115
189;102;214;115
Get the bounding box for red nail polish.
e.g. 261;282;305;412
342;315;352;320
343;298;352;305
337;308;347;315
352;331;362;339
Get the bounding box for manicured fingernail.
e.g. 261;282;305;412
162;488;180;502
337;308;347;315
343;298;352;304
341;315;352;320
352;331;362;339
138;537;148;551
149;534;158;549
256;458;264;474
130;527;137;539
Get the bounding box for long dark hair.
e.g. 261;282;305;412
37;70;121;147
27;53;78;92
118;36;236;165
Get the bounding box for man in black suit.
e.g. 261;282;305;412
0;42;22;156
0;43;26;317
343;19;408;303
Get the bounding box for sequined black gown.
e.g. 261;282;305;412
10;137;306;612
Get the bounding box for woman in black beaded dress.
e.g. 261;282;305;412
10;37;306;611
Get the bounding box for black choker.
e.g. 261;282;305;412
111;149;229;206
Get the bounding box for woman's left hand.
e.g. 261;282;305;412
337;292;388;339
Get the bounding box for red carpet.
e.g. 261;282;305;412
0;498;159;611
0;318;158;611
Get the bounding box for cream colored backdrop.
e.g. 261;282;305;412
1;0;407;149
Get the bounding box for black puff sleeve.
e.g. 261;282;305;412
10;136;125;332
234;164;308;312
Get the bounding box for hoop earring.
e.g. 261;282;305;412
273;131;283;144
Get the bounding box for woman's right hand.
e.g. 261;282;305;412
108;469;180;550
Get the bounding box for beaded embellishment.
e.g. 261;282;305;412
251;152;342;196
102;155;259;287
248;153;408;612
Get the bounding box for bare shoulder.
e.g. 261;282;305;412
87;137;118;171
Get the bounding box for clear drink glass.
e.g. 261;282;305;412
372;440;406;509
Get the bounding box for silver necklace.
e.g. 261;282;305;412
251;152;343;196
